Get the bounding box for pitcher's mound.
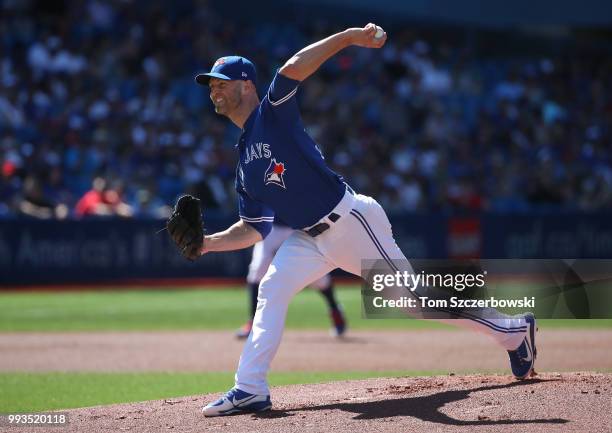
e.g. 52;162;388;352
61;373;611;433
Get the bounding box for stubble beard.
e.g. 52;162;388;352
215;85;242;117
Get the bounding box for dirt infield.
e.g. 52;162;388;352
1;329;611;372
3;329;611;432
16;373;612;433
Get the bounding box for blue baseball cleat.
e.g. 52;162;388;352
202;388;271;417
507;312;538;380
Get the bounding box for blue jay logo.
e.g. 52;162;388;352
264;158;287;189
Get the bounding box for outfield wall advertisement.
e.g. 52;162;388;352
2;213;612;285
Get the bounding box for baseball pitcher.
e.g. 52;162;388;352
167;23;537;416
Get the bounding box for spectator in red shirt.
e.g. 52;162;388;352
75;177;133;217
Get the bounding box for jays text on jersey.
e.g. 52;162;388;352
236;72;347;237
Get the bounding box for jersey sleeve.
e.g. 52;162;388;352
265;70;301;119
236;177;274;239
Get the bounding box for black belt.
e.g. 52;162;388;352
304;212;340;237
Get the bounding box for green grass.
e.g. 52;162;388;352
0;286;610;332
0;370;447;412
0;286;446;332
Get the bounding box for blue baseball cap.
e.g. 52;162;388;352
195;56;257;86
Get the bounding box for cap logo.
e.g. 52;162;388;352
213;58;226;67
241;72;247;78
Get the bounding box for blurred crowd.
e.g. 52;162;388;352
1;0;611;220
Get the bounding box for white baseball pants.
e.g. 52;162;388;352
235;190;528;395
247;224;331;289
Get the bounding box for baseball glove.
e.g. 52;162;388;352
167;195;204;261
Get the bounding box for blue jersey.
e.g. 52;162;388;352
236;71;346;238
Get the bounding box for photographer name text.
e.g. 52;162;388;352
371;296;536;309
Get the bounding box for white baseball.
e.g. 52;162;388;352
374;26;384;39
